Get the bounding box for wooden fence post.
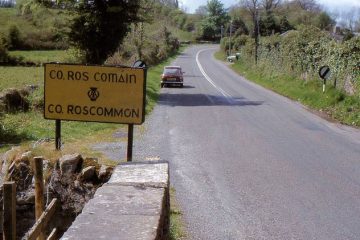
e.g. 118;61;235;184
3;182;16;240
34;157;45;240
23;199;58;240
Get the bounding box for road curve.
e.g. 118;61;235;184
133;45;360;240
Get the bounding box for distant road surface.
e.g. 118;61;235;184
133;45;360;240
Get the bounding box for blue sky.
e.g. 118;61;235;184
179;0;360;13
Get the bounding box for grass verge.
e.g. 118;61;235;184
0;47;187;154
169;187;187;240
215;51;360;127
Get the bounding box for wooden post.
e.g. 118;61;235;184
34;157;45;240
23;199;58;240
3;182;16;240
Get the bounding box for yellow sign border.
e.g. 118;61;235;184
44;63;146;125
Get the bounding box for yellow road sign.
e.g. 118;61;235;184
44;63;146;124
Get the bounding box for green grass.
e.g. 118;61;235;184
215;51;360;127
0;7;72;51
0;47;187;148
0;8;28;34
9;50;76;64
169;187;186;240
0;7;69;36
0;66;42;91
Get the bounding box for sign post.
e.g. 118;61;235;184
127;124;134;162
44;63;147;160
55;120;61;150
319;65;331;93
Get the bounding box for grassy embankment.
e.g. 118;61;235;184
1;49;187;239
0;49;181;157
215;51;360;127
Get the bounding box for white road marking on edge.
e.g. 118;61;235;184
196;49;232;101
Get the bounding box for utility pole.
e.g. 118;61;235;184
254;7;259;64
229;20;233;56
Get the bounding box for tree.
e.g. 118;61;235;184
240;0;261;63
337;8;360;32
207;0;229;27
197;0;229;40
195;5;208;17
260;12;278;36
232;17;249;36
69;0;141;64
315;12;334;30
8;25;22;50
279;16;293;33
294;0;319;12
0;34;9;63
262;0;281;12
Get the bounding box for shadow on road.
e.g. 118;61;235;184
163;85;195;89
158;93;264;107
183;75;203;78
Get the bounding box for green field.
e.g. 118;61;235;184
0;49;184;148
9;50;76;64
0;66;42;91
0;8;29;34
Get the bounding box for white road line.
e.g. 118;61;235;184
196;49;232;101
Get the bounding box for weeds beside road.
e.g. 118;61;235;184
215;51;360;127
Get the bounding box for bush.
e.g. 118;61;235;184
8;24;22;50
69;0;141;64
239;25;360;95
0;33;9;63
0;88;30;113
106;22;179;67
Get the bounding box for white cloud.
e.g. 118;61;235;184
318;0;360;9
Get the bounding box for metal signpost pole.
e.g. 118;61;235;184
55;120;61;150
229;20;232;56
319;66;330;93
127;124;134;162
44;62;147;160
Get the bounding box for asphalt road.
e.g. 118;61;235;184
133;45;360;240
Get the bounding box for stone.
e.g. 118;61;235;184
17;188;35;205
1;147;20;177
74;180;81;189
61;161;170;240
98;165;113;182
81;166;96;181
20;151;32;162
59;154;83;175
43;160;50;172
84;157;98;163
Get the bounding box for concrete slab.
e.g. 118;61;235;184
108;161;169;188
61;185;165;240
60;160;169;240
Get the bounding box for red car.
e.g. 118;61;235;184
161;66;184;88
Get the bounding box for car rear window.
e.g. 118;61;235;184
164;68;181;75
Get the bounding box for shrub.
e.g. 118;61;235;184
8;24;23;50
239;25;360;95
0;33;9;63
